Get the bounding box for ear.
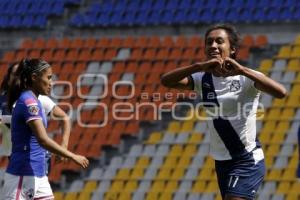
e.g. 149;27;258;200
31;73;38;82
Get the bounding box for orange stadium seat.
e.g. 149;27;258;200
109;37;122;48
255;34;268;48
83;37;97;48
45;38;58;49
91;48;104;60
122;36;135;48
96;38;110;48
70;37;84;49
20;38;33;49
148;36;161;48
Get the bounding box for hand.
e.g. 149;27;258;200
71;154;89;168
198;58;224;74
220;57;245;77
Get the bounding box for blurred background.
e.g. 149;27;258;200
0;0;299;199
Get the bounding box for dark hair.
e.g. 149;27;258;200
204;24;240;59
0;62;18;94
7;58;50;111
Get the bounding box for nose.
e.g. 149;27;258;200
211;40;218;48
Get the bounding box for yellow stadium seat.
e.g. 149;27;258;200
78;192;91;200
110;180;125;192
146;192;160;200
150;181;165;192
165;181;178;192
159;192;172;200
286;95;299;107
131;168;144;179
266;169;282;181
177;157;191;168
270;132;285;144
215;193;223;200
265;108;281;120
205;180;219;193
276;121;290;133
188;133;203;144
53;192;64;200
191;180;206;193
259;59;273;72
287;154;298;168
282;168;296;181
259;132;271;144
264;156;274;168
294;34;300;45
145;132;162;144
260;121;277;134
115;168;131;180
161;157;177;169
203;156;215;169
83;181;98;192
290;181;300;194
276;45;292;58
124;180;138;192
286;193;300;200
135;156;150;168
118;192;131;200
287;59;300;71
169;145;184;157
290;84;300;95
180;121;195;132
290;46;300;58
265;144;281;156
197;168;213;180
156;168;172;180
183;144;197;157
104;192;118;200
64;192;77;200
280;108;295;120
276;181;291;194
272;98;286;107
167;121;181;133
171;168;185;180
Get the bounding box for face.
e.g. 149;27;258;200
205;29;235;60
32;67;53;96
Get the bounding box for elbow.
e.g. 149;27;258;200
160;74;172;88
37;136;49;148
276;88;288;99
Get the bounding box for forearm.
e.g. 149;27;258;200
241;67;287;98
161;63;204;87
39;136;74;159
60;118;71;148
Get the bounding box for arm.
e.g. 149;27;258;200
161;59;224;90
50;106;70;149
223;57;287;98
28;119;89;168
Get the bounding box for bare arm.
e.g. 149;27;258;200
28;119;89;168
223;57;287;98
50;106;70;148
242;67;287;98
161;59;224;90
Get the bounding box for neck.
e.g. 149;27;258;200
27;87;39;99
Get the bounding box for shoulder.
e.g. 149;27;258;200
19;91;38;105
38;95;55;105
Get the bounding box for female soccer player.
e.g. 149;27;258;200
161;24;287;200
2;59;89;200
0;62;71;171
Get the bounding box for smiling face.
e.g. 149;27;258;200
32;67;53;96
205;29;236;60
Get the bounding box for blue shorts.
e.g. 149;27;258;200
215;154;265;200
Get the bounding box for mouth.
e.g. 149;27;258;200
208;51;221;58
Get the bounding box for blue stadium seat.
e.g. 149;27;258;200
9;16;22;28
115;1;127;13
102;1;114;13
83;13;98;27
257;0;271;8
253;9;267;22
178;0;192;10
87;3;102;14
0;16;9;28
226;9;241;23
200;10;214;24
147;11;162;25
270;0;285;8
231;0;246;9
187;9;203;24
127;1;140;12
122;11;137;26
239;8;254;22
52;1;65;16
161;11;175;25
28;1;42;15
152;0;166;12
109;12;123;26
22;15;34;28
279;8;294;21
70;13;83;27
174;10;189;24
165;0;180;11
15;1;29;15
213;9;227;23
97;12;111;27
265;8;281;22
135;11;149;26
245;0;256;9
140;0;152;11
33;15;47;28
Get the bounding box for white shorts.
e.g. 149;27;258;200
1;173;54;200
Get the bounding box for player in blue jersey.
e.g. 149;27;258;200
161;24;287;200
1;59;89;200
0;63;71;171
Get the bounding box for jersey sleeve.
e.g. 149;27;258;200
21;97;43;123
243;74;260;97
191;72;203;94
38;95;56;116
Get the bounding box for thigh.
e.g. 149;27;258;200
2;173;35;200
226;159;265;200
35;176;54;199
